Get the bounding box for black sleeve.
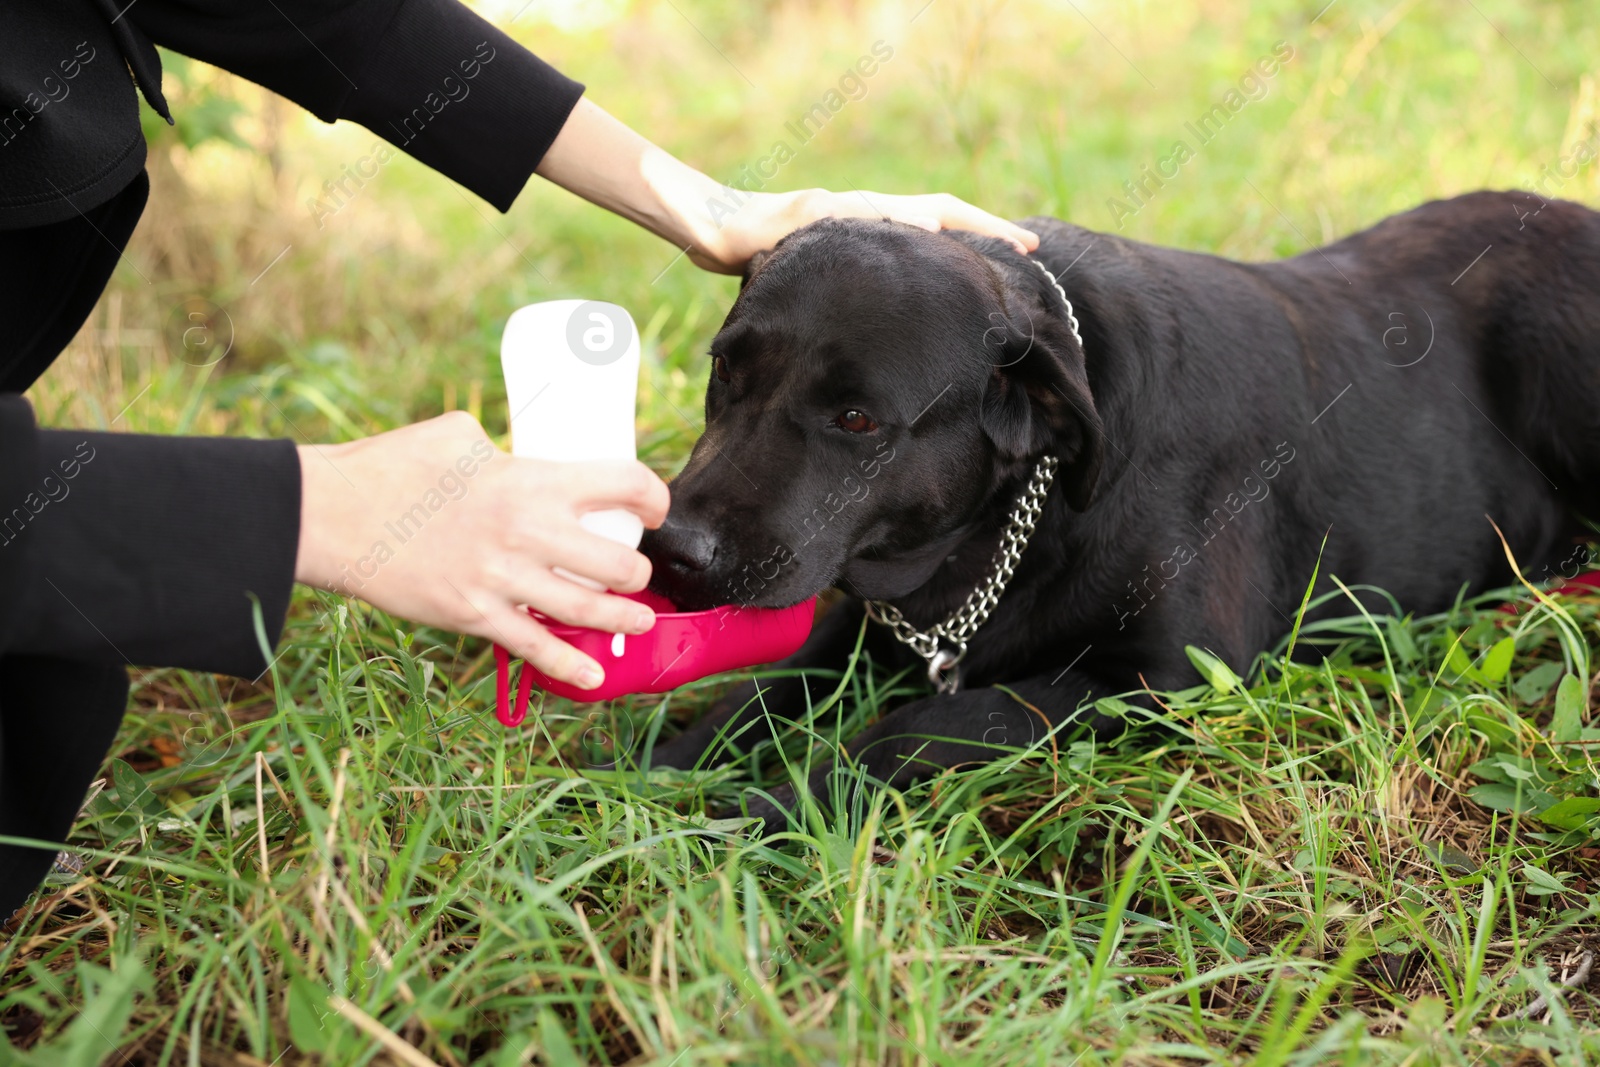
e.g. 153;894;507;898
0;398;43;654
127;0;585;211
1;406;302;680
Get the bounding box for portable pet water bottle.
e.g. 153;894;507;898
492;299;816;724
501;299;643;571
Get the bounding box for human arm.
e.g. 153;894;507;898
534;98;1040;273
3;402;667;690
1;399;302;679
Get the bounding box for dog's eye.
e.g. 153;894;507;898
834;409;878;434
713;355;730;383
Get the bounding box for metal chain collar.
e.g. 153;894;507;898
1028;256;1084;349
865;454;1059;694
862;256;1080;694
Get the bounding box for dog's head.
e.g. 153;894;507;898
645;218;1103;611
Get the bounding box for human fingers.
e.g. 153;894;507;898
884;193;1040;254
484;604;607;690
538;460;671;528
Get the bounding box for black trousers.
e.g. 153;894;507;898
0;656;128;919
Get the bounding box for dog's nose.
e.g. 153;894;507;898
645;516;718;573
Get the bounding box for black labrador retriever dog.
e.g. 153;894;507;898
636;190;1600;825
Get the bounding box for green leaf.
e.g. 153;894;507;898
1496;760;1536;782
1552;673;1586;743
110;758;161;816
287;975;332;1052
1095;696;1135;719
1446;639;1481;682
1514;661;1565;705
1468;783;1558;814
1534;796;1600;831
12;953;150;1067
538;1010;583;1064
1522;864;1571;896
1463;707;1520;747
1481;636;1516;683
1467;758;1510;784
1420;842;1479;874
1411;688;1449;717
1482;752;1557;784
1185;646;1240;692
1386;617;1420;664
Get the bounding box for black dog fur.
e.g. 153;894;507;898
634;191;1600;826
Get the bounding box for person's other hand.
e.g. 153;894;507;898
694;188;1041;274
294;411;670;689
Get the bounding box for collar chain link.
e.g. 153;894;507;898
1029;256;1084;349
865;454;1058;694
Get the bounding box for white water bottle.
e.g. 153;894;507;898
501;300;643;590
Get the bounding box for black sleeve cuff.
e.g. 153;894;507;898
7;430;301;680
338;0;585;211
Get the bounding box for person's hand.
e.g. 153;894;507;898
294;411;670;689
691;188;1041;274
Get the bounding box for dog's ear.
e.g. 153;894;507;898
740;249;773;291
978;277;1104;511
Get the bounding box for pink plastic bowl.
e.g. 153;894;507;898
493;591;817;725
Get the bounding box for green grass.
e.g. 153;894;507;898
8;0;1600;1062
